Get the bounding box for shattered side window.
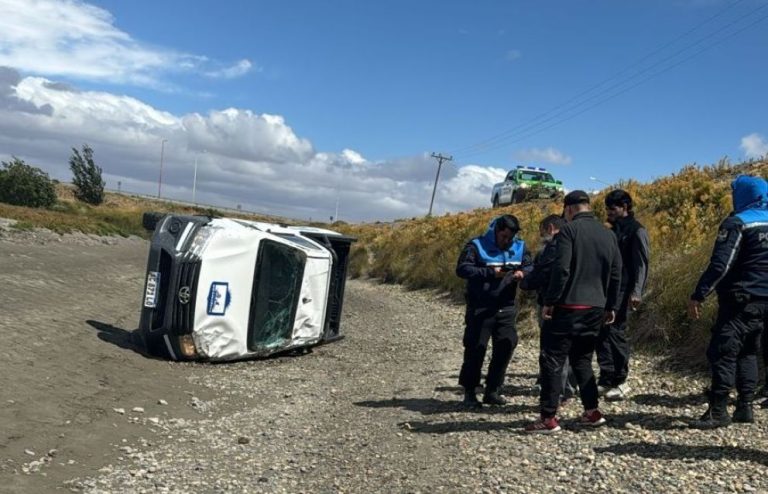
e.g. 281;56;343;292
248;240;306;350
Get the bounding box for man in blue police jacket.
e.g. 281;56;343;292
689;175;768;428
456;214;533;408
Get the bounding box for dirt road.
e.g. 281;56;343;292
2;230;768;493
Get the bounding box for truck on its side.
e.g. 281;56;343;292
138;212;355;361
490;165;565;207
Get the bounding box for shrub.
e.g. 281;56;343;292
0;157;57;208
69;144;105;205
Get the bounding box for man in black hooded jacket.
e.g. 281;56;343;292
598;189;650;401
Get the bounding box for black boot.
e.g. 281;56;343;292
461;390;482;410
733;400;754;423
482;389;507;406
690;394;731;429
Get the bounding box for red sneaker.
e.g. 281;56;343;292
524;417;562;434
580;408;606;427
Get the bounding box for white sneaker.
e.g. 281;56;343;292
597;385;609;397
605;384;631;401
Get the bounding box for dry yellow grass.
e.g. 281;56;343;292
0;183;291;237
338;159;768;366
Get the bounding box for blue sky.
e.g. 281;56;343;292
0;0;766;221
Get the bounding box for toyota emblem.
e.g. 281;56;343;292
178;286;191;305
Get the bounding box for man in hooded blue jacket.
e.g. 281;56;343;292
689;175;768;428
456;214;533;408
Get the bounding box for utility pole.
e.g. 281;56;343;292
428;152;452;216
157;138;167;198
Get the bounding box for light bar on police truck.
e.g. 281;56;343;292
516;165;548;172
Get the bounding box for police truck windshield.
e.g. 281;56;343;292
520;171;554;182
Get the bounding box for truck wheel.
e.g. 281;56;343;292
492;195;500;208
142;212;166;232
511;190;525;204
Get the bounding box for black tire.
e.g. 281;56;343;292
512;190;525;204
492;195;500;208
142;212;166;232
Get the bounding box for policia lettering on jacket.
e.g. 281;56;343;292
456;215;533;408
689;175;768;429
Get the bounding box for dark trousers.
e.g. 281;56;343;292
762;319;768;382
458;307;518;393
535;307;578;398
539;307;604;418
708;301;767;402
597;300;630;388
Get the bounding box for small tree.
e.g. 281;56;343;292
69;144;104;205
0;157;57;208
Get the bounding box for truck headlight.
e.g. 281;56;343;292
188;227;218;257
179;335;197;358
519;183;530;189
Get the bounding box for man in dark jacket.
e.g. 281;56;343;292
520;214;578;402
598;190;650;401
456;214;533;408
525;191;622;433
689;175;768;429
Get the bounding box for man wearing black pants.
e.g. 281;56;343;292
689;175;768;428
525;191;621;433
520;214;578;402
456;215;532;408
598;190;650;401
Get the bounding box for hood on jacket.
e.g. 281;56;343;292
477;217;517;255
732;175;768;212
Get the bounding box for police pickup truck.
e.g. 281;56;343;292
491;165;565;207
138;212;355;361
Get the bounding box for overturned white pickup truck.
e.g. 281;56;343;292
138;212;355;361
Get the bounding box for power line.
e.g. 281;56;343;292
450;0;765;160
454;5;768;161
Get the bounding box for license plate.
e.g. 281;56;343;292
538;192;551;198
144;271;161;308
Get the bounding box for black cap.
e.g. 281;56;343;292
563;190;590;206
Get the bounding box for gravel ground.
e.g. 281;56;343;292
60;280;768;494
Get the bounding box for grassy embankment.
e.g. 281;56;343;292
0;184;286;237
338;159;768;368
2;161;767;367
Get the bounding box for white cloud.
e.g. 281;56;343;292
0;0;253;87
505;49;522;61
204;60;257;79
740;133;768;159
514;147;572;165
0;68;499;222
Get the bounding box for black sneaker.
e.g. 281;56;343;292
482;391;507;406
690;407;732;429
733;402;754;423
461;392;482;410
760;398;768;409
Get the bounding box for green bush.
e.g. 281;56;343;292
69;144;105;205
0;157;57;208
